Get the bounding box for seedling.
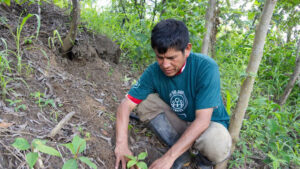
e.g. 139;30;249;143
5;98;27;112
30;91;55;111
61;135;97;169
48;30;63;49
12;14;40;73
126;152;148;169
12;138;61;169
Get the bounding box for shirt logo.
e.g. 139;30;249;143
132;79;140;89
169;90;188;113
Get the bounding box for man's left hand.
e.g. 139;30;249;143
149;155;175;169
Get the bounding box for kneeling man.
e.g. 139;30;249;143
114;19;231;169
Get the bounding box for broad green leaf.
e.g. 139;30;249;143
2;0;11;6
79;156;97;169
26;152;38;169
72;135;86;155
62;143;75;155
62;159;78;169
35;140;61;157
32;139;47;148
137;152;147;160
12;138;30;150
137;161;148;169
126;155;136;160
127;160;137;168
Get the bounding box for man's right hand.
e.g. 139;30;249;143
114;144;133;169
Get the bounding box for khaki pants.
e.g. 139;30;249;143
137;94;232;164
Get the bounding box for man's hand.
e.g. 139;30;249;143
149;154;175;169
114;144;133;169
115;97;137;169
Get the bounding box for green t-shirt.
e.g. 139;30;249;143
128;53;229;128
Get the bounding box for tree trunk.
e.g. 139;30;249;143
210;3;220;58
201;0;217;55
286;26;293;43
278;39;300;106
152;0;158;23
61;0;80;56
215;0;277;168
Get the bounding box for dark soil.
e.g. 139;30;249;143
0;2;169;169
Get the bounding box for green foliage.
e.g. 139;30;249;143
126;152;148;169
12;138;61;169
5;98;27;112
48;30;63;49
0;0;10;6
12;13;40;73
30;91;55;111
61;135;97;169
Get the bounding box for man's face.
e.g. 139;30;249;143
155;44;192;77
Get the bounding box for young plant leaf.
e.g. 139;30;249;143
136;161;148;169
62;159;78;169
32;139;47;148
127;160;137;168
26;152;38;169
62;143;75;155
34;140;61;157
79;156;97;169
137;152;147;160
126;155;136;160
72;135;86;154
12;138;30;150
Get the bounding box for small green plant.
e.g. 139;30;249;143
12;138;61;169
48;30;63;49
11;14;40;73
126;152;148;169
5;98;27;112
61;135;97;169
0;75;12;100
31;91;55;111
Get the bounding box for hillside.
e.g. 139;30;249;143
0;2;166;169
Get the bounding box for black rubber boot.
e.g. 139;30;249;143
148;112;191;169
195;153;214;169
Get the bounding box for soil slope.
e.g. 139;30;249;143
0;2;167;169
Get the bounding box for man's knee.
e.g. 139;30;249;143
193;122;232;163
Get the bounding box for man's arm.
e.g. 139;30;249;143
149;108;213;169
115;97;137;169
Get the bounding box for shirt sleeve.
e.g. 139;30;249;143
128;66;155;104
195;61;221;110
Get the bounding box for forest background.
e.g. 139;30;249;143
0;0;299;169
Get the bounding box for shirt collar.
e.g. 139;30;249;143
175;61;186;76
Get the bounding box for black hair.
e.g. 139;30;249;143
151;19;189;54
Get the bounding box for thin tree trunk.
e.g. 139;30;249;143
210;3;219;58
201;0;216;55
152;0;157;23
61;0;80;56
278;39;300;106
286;26;293;43
215;0;277;168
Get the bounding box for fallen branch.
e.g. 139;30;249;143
48;111;75;138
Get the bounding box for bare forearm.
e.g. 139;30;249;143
115;98;136;145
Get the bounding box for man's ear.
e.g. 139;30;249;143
185;43;192;58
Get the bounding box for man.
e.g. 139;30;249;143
114;19;231;169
